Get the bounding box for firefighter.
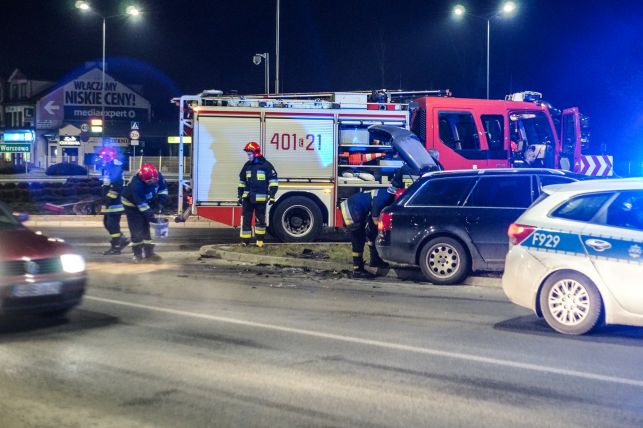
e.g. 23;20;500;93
340;172;404;278
121;163;169;262
97;147;129;255
238;142;278;247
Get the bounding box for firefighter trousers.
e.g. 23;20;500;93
241;200;267;244
103;212;123;245
125;207;152;257
348;218;378;270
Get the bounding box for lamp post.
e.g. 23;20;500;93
253;53;270;94
75;1;141;141
453;1;517;99
275;0;280;94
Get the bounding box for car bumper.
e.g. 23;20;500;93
502;246;547;313
0;275;86;315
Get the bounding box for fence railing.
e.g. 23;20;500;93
128;156;192;175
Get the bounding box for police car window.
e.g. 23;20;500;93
551;193;612;222
466;176;532;208
409;177;475;206
601;190;643;231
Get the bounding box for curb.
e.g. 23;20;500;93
199;244;502;288
24;215;226;229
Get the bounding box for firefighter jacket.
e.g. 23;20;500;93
122;172;169;221
341;182;405;228
238;156;278;204
101;161;125;213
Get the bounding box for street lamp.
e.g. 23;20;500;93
75;1;141;141
452;2;518;99
253;53;270;94
275;0;280;94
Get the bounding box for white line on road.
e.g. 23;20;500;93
86;295;643;389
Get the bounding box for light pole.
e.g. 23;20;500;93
75;1;141;141
275;0;280;94
453;2;517;99
253;53;270;94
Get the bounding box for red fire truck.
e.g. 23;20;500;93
174;89;586;242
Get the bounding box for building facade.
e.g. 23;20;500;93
0;65;152;169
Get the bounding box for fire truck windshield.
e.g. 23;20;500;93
509;111;556;167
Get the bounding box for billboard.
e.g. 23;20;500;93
36;68;151;129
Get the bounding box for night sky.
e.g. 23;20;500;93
2;0;643;164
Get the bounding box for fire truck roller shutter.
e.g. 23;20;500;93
269;194;324;242
195;116;261;203
263;117;335;180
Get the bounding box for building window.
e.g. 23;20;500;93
10;84;18;100
20;83;27;99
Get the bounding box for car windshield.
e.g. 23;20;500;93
0;204;22;230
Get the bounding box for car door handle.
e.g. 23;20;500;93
585;238;612;252
465;216;480;224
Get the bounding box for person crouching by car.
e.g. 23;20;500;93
121;163;169;262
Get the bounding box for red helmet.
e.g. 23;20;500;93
98;147;117;163
138;163;159;183
243;141;261;156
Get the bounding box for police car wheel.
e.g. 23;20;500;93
419;237;470;285
539;271;603;336
271;196;323;243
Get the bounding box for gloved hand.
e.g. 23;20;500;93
268;198;275;206
149;216;160;224
238;198;243;206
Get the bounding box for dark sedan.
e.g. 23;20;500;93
376;169;587;285
0;202;86;316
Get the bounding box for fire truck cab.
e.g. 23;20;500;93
410;91;584;172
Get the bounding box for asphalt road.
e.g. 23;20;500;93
1;227;643;427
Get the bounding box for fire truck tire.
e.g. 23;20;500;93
270;196;323;242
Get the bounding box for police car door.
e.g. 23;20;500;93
582;190;643;314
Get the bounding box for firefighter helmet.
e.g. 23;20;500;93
98;147;117;163
243;141;261;155
138;163;159;183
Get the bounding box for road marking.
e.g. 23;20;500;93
86;295;643;389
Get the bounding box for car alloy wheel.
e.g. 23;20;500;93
419;237;470;285
539;271;603;335
427;243;460;279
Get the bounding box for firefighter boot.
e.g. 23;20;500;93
103;237;122;255
368;247;389;268
132;244;145;263
143;244;163;262
117;236;130;251
351;253;375;279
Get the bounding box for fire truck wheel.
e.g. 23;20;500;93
271;196;323;242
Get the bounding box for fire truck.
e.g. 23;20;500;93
174;89;586;242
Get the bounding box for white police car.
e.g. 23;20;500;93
502;178;643;335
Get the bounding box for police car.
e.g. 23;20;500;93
502;178;643;335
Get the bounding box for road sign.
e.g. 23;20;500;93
130;140;140;146
131;121;140;130
0;143;31;153
167;136;192;144
129;130;140;140
579;155;613;176
80;123;89;133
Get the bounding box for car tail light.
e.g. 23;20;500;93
508;223;535;245
378;211;393;232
